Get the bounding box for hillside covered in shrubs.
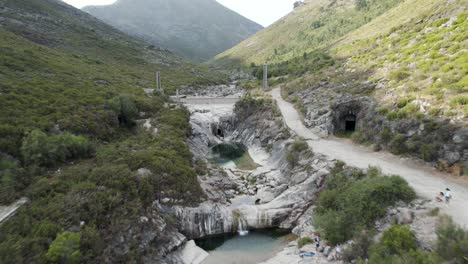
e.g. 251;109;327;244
215;0;467;174
0;0;222;262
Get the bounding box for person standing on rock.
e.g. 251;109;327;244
314;234;321;250
445;188;452;203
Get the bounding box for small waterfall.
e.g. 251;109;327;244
233;209;249;236
237;218;249;236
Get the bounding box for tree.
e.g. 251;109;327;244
46;231;81;264
381;225;417;254
20;130;49;166
109;95;138;127
21;130;92;167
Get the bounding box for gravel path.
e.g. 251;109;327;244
272;87;468;227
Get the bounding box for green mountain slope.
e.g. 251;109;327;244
0;0;222;262
214;0;467;172
214;0;466;118
214;0;403;65
83;0;263;61
0;0;222;156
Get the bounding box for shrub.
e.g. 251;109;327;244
450;95;468;106
291;138;309;153
387;111;398;120
286;138;311;167
355;0;368;10
80;225;104;262
298;237;314;248
380;127;392;143
420;144;439;162
436;216;468;263
21;130;93;167
397;98;410;109
108;95;138;128
382;225;418;254
46;232;81;264
314;163;416;244
367;225;435;264
0;171;16;205
194;159;208;175
398;103;420;117
390;134;407;155
389;69;410;81
0;125;23;157
343;231;372;262
429;208;440;217
351;131;367;143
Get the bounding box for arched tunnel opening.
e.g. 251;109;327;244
217;128;224;138
331;101;363;135
344;114;357;132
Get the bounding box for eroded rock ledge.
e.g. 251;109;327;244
164;97;335;263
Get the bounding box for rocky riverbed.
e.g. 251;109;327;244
157;87;448;264
158;90;338;263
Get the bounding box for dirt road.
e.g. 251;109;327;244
272;87;468;227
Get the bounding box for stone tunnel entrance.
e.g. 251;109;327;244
344;114;357;132
211;123;225;138
330;100;365;135
217;128;224;138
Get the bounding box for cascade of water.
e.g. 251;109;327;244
237;217;249;236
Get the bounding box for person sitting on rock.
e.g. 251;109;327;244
436;191;444;202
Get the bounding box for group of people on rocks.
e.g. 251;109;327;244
299;233;343;261
436;188;452;203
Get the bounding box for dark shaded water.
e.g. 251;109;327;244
210;142;246;163
196;229;290;264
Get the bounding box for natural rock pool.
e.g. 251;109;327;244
196;229;291;264
209;142;259;170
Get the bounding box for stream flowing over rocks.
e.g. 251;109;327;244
160;87;337;263
120;85;459;264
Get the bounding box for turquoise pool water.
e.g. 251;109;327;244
196;229;290;264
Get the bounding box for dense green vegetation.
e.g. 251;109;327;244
250;51;334;80
0;28;220;157
351;116;458;165
435;216;468;263
314;162;416;245
367;225;434;263
21;130;94;167
217;0;466;170
0;102;204;263
46;231;81;264
0;0;225;203
0;0;224;157
312;160;466;263
0;0;218;262
343;216;468;263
